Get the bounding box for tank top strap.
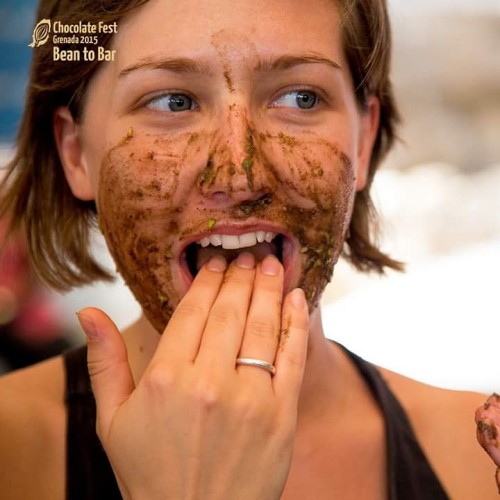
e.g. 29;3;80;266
63;346;122;499
338;344;450;500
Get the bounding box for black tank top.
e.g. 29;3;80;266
64;345;450;499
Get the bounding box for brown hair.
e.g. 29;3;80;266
0;0;149;290
339;0;403;272
0;0;402;292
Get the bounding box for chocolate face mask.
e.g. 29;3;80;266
97;119;356;334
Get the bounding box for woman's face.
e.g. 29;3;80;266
61;0;379;333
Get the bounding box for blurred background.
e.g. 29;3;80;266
0;0;499;392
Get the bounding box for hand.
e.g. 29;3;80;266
475;393;500;493
77;252;309;500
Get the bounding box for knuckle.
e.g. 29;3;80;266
174;300;209;319
87;356;116;380
246;317;277;340
188;379;221;412
86;357;106;379
223;267;251;284
142;364;177;394
256;278;283;296
208;304;239;327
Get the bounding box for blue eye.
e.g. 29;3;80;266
273;90;318;110
146;93;194;112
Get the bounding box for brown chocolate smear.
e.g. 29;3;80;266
97;131;208;333
97;122;356;331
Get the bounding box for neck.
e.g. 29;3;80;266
295;306;351;421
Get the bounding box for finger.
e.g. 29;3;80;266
476;394;500;466
273;288;309;402
476;418;500;465
236;255;283;380
77;307;135;434
156;255;227;363
195;252;256;369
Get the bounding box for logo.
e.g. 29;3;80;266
28;18;118;61
28;19;51;48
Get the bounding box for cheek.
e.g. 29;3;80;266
96;131;206;332
256;131;357;307
257;131;356;210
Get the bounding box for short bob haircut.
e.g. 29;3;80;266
0;0;403;292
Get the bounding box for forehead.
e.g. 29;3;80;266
111;0;343;70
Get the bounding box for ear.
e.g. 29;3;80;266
53;107;95;201
355;95;380;191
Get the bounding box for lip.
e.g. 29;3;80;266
177;221;300;291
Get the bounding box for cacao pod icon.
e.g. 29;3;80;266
28;19;51;48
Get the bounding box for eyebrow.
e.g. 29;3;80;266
119;53;342;79
119;57;213;78
254;54;343;72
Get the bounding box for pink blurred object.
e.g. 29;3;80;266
0;219;66;352
11;294;64;344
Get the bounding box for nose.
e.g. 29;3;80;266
197;104;272;205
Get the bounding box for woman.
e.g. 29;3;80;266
0;0;497;498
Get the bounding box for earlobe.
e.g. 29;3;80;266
53;107;95;201
356;96;380;191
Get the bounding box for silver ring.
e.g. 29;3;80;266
236;357;276;376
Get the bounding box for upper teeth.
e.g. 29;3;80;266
198;231;277;249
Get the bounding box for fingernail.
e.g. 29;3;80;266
261;255;281;276
206;255;227;272
76;311;98;340
290;288;306;310
235;251;255;269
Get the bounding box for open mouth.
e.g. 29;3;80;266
183;230;286;279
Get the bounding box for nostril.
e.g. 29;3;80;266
210;191;231;202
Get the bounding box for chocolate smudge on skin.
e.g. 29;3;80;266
261;133;354;308
279;321;291;353
477;420;498;444
237;193;272;215
98;131;208;332
242;129;256;190
198;126;354;311
98;121;357;331
197;109;261;197
223;67;235;93
198;155;218;190
211;29;258;95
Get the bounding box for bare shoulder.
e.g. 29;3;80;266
0;356;66;500
379;366;498;499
